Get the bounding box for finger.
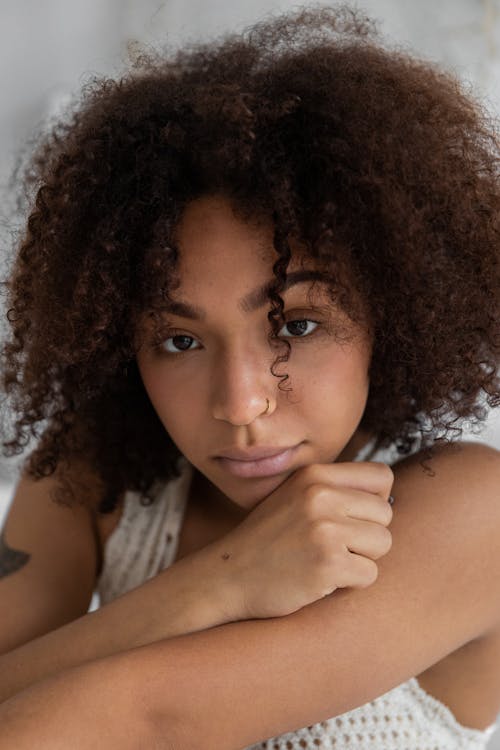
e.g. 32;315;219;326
313;486;393;526
305;460;394;501
332;552;379;589
340;487;393;526
341;517;393;559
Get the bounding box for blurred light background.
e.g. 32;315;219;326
0;0;500;745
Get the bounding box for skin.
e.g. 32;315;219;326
0;532;30;579
136;194;374;515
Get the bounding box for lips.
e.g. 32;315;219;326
216;445;297;461
215;444;301;478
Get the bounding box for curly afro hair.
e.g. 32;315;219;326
2;5;500;512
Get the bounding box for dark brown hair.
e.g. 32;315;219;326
2;5;500;511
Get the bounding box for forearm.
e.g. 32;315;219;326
0;592;373;750
0;658;158;750
0;541;238;703
0;596;351;750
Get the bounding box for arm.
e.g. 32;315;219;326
1;441;498;749
0;440;392;702
0;661;156;750
0;464;238;703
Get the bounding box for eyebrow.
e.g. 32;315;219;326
161;270;331;320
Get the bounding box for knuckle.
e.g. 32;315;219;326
380;462;395;485
380;498;394;525
308;518;332;547
309;520;343;562
361;559;379;587
302;483;333;519
379;527;393;555
302;484;324;517
323;549;348;583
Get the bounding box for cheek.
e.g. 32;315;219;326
137;358;181;423
137;357;209;453
295;341;370;397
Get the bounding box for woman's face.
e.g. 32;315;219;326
136;195;373;510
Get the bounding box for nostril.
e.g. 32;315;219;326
212;395;273;426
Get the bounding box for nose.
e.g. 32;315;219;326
211;346;277;426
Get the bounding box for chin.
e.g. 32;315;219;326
219;471;294;510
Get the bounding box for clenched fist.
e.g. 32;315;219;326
209;461;394;621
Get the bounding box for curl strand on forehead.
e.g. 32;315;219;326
133;195;373;354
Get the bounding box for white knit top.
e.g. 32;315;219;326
96;441;498;749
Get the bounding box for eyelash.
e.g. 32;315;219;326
156;318;321;355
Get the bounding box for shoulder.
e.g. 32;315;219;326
384;439;500;637
0;460;102;650
394;437;499;467
391;439;500;506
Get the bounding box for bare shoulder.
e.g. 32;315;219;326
391;439;500;528
386;439;500;636
393;438;500;478
0;457;103;652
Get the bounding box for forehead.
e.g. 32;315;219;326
175;194;275;263
173;194;316;287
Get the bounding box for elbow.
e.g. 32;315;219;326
86;652;201;750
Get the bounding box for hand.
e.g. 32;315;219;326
207;461;394;621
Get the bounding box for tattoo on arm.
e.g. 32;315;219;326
0;530;31;579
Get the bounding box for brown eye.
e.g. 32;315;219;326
279;319;318;337
163;334;199;353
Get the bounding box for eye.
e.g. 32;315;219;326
162;334;200;353
278;319;319;338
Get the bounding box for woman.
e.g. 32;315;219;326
0;6;499;748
